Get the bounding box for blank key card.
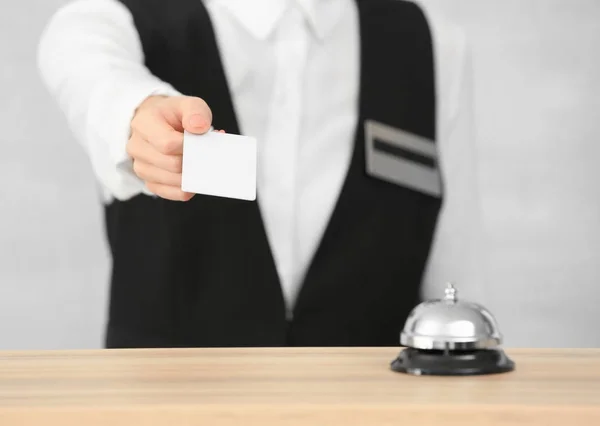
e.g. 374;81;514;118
182;131;257;201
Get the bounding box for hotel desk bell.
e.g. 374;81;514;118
391;283;515;376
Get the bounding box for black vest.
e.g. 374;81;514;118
107;0;440;348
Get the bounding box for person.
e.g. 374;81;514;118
38;0;483;348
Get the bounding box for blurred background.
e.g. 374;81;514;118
1;0;599;349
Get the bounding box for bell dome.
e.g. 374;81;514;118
400;283;503;350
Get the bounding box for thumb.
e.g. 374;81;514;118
175;96;213;135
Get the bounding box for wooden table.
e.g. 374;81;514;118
0;348;598;425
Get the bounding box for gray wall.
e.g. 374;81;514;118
1;0;110;349
1;0;599;349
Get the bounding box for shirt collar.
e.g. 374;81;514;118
210;0;344;41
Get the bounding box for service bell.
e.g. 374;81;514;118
391;283;515;376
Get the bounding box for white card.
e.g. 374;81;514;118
182;131;257;201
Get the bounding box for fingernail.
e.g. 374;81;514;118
189;114;207;129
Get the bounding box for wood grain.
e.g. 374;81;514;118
0;348;598;425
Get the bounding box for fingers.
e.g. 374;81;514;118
145;128;184;156
127;134;183;173
131;108;185;155
146;182;194;202
172;96;213;135
127;95;214;202
132;96;212;155
132;160;182;187
127;133;190;201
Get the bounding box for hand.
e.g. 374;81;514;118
127;95;213;201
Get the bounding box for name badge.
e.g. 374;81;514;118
365;119;442;198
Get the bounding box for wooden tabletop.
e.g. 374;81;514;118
0;347;599;425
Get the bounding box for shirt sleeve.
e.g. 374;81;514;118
421;12;488;303
37;0;182;202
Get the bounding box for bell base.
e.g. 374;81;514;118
391;347;515;376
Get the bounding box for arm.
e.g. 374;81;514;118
37;0;183;201
422;16;488;303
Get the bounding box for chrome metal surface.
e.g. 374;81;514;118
400;283;503;350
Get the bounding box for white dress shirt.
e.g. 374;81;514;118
38;0;485;312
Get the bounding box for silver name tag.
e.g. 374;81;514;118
365;119;442;198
